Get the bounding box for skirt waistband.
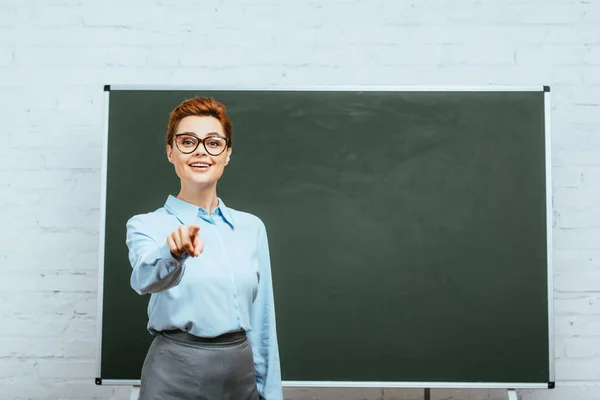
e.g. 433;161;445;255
160;329;247;345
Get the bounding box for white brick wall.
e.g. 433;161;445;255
1;0;598;399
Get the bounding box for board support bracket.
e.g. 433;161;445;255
129;386;140;400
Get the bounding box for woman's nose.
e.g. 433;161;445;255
194;141;208;155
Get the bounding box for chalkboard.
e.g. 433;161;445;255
96;86;554;388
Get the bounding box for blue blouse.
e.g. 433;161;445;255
125;195;282;399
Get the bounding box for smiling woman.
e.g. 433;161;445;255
124;97;283;400
167;115;231;189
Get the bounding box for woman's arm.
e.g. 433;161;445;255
248;219;283;400
125;215;188;295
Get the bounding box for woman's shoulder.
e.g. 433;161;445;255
126;205;174;230
226;206;266;231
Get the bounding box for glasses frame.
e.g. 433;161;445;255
172;133;230;156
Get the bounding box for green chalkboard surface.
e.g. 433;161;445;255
97;87;553;387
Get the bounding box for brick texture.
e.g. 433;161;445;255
1;1;598;399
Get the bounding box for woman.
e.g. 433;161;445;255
125;97;283;400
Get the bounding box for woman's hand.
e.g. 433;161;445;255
167;225;204;259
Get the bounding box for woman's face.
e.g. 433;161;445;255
166;115;232;189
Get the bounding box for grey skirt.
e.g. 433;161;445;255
139;329;259;400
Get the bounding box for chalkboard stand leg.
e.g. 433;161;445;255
507;389;517;400
424;388;431;400
129;386;140;400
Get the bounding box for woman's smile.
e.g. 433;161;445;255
189;161;213;172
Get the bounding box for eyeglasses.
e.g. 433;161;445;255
173;133;230;156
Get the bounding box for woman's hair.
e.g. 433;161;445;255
166;97;232;147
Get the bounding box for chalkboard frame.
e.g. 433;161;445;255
95;85;554;389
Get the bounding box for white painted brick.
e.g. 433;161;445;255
0;230;99;264
552;167;584;188
516;44;589;65
473;25;549;45
144;46;188;68
2;65;174;86
36;360;95;379
15;46;150;68
366;45;446;66
555;293;600;315
0;170;98;192
555;315;600;337
0;26;193;47
554;227;600;249
0;92;102;129
558;208;600;229
565;337;600;358
583;6;600;22
553;124;600;150
77;4;227;31
568;85;600;105
2;250;101;273
581;66;600;84
38;190;102;210
520;384;600;400
204;28;280;47
271;25;547;47
36;207;100;230
0;381;118;400
546;24;600;44
167;65;286;86
55;90;105;123
554;187;600;209
0;359;37;378
1;0;600;399
554;336;566;359
432;65;582;85
0;7;21;27
545;65;594;85
1;203;99;230
556;359;600;380
179;45;389;68
583;168;600;187
517;4;586;24
583;45;600;65
284;387;404;400
555;149;600;167
0;47;13;67
0;338;65;358
18;5;83;28
73;6;138;28
0;271;97;293
1;315;97;339
547;249;600;271
555;270;600;292
63;340;97;359
0;146;102;170
554;103;600;123
0;292;95;317
442;44;516;65
5;126;103;147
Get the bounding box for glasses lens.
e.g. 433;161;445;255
175;135;199;153
204;137;226;155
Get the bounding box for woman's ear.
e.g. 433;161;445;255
166;144;173;163
225;148;232;165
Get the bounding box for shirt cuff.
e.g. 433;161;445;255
160;242;187;270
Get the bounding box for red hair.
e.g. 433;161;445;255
166;97;232;147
